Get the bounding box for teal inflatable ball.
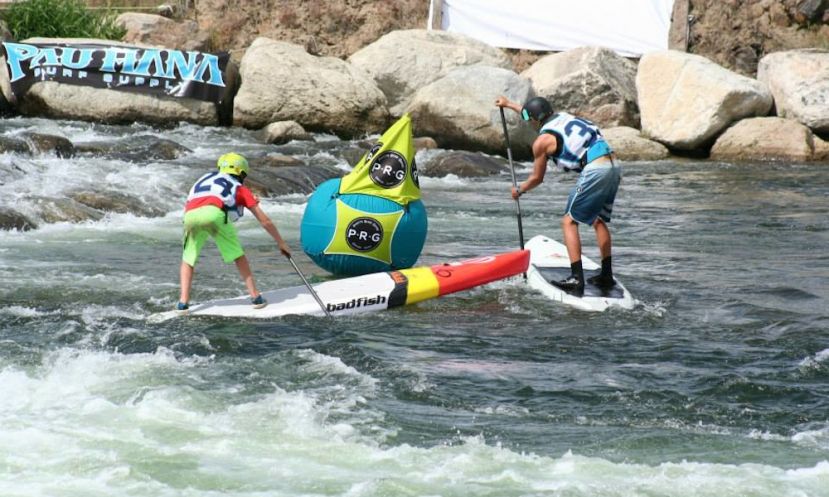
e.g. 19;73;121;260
301;178;428;276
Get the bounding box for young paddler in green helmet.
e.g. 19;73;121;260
177;152;291;314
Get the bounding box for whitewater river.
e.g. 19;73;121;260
1;117;828;496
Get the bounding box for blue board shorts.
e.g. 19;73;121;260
564;157;621;225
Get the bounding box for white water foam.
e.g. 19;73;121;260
0;348;827;496
799;348;829;369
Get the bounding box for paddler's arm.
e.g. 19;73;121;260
512;133;557;200
249;204;291;257
494;95;522;115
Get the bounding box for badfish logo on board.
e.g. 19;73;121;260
369;150;407;188
326;295;387;312
346;217;383;252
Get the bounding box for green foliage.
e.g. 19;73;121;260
2;0;126;41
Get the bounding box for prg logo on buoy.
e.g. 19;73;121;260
346;217;384;252
411;156;420;188
369;151;408;188
365;143;382;163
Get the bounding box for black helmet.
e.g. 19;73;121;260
521;97;554;122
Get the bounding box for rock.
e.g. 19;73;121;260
74;135;190;162
710;117;817;161
68;190;167;217
18;80;221;127
406;66;536;159
0;52;15;114
684;0;829;76
521;46;640;128
251;154;306;168
245;161;343;197
348;29;512;116
30;197;105;224
257;121;312;145
0;135;31;155
19;132;74;158
421;150;506;178
636;50;773;151
413;137;438;150
814;136;829;161
0;207;37;231
337;141;378;167
233;37;388;137
116;13;209;52
0;20;12;43
601;127;670;161
757;49;829;134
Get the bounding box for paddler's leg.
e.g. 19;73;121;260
178;208;214;313
588;219;615;288
552;213;584;295
179;262;194;309
234;255;267;308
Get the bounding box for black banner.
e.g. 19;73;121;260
2;41;230;103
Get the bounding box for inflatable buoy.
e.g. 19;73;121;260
301;114;427;275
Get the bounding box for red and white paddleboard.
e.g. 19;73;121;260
149;249;529;321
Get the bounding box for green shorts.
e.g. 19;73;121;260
181;205;244;266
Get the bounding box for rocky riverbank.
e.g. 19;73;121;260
3;23;828;164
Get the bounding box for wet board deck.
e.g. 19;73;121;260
148;249;530;322
525;235;635;312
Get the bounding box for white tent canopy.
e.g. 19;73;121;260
428;0;675;57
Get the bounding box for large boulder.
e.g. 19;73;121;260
10;38;235;126
29;197;105;224
521;46;640;128
710;117;819;162
601;127;670;161
348;29;512;116
116;12;209;52
637;50;773;151
405;66;536;159
815;137;829;161
18;82;220;126
245;156;343;197
68;190;167;217
421;151;507;178
233;37;388;137
18;132;74;158
257;121;312;145
0;135;33;155
757;49;829;134
0;207;36;231
73;135;191;162
0;53;14;113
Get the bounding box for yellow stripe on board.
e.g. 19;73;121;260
398;267;439;304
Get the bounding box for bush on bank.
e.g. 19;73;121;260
2;0;125;41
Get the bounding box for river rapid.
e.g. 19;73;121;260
1;117;828;496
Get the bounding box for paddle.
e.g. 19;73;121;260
499;107;527;279
286;254;332;317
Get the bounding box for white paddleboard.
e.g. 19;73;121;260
148;249;530;322
525;234;635;312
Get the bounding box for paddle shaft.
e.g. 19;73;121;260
499;107;527;252
286;255;332;317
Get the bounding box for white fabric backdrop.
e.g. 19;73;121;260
429;0;675;57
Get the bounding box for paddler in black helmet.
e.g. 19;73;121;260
495;95;621;296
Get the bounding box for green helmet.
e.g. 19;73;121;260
217;152;250;177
